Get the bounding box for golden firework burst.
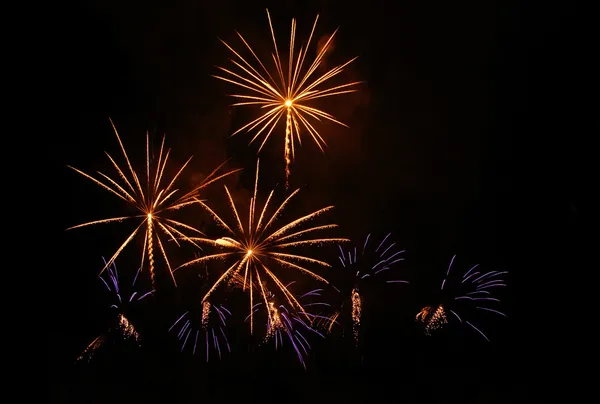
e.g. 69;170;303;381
67;119;240;287
176;158;348;333
214;9;361;187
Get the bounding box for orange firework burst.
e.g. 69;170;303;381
67;119;240;287
214;9;361;187
176;159;349;334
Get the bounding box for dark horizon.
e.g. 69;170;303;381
49;0;586;402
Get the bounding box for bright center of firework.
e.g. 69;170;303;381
246;249;253;256
147;213;153;219
284;99;292;107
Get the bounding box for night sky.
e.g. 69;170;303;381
49;1;588;402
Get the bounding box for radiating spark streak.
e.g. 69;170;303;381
449;309;462;323
477;283;507;290
273;237;348;249
67;119;237;287
65;216;138;230
169;312;188;331
462;264;480;280
274;224;338;244
472;271;500;283
476;306;507;317
215;9;361;186
446;255;456;275
465;321;490;341
300;289;323;298
179;159;345;332
76;335;106;362
472;297;500;302
462;271;481;283
137;291;154;300
477;279;506;288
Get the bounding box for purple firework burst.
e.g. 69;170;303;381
416;254;508;341
169;302;232;362
246;281;329;369
76;257;153;362
334;232;408;344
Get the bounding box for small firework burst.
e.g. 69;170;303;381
416;255;508;341
415;304;448;335
76;258;152;362
245;282;329;368
330;233;408;344
169;301;232;362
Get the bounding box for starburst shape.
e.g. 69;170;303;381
214;9;361;186
67;119;240;287
176;158;348;333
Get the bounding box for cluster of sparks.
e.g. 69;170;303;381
415;304;448;336
77;258;151;362
176;158;348;334
67;119;239;288
332;233;408;344
350;288;361;342
118;313;140;340
215;9;361;187
76;335;106;363
169;301;232;361
416;255;508;341
246;282;329;368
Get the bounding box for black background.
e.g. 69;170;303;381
48;0;589;402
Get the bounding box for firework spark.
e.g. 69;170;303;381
169;301;232;362
67;119;240;288
76;257;152;362
214;9;361;187
331;233;408;344
246;282;329;368
176;158;348;334
415;304;447;335
416;255;508;341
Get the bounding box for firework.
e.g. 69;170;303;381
67;119;240;288
246;282;329;368
214;9;361;187
331;233;408;344
76;257;152;362
416;255;508;341
169;301;232;362
176;158;348;334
